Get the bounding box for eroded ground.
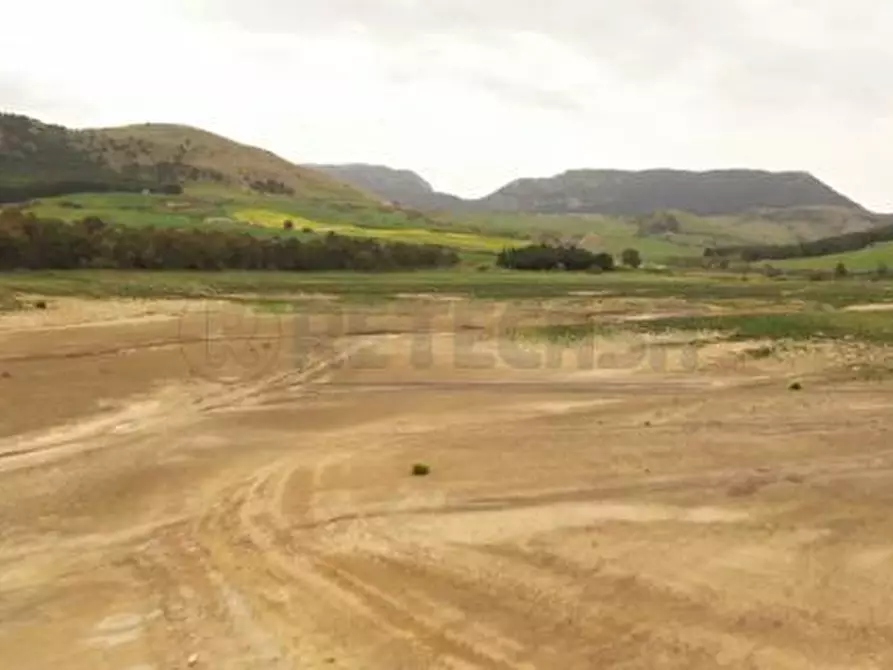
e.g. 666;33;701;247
2;297;893;669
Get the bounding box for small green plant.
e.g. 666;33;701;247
411;463;431;477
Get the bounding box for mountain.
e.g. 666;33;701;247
311;164;865;216
477;169;863;215
305;163;467;211
0;113;377;203
1;112;869;218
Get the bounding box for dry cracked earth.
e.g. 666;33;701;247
2;297;893;669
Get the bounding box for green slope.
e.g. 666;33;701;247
774;242;893;271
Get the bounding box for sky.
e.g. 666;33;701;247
1;0;891;210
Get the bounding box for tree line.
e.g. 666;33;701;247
0;209;459;271
496;244;617;271
705;223;893;262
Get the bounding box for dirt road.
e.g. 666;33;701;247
2;299;893;669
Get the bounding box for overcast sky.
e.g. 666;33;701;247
2;0;891;210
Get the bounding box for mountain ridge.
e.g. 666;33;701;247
308;164;866;216
0;112;872;218
306;163;468;211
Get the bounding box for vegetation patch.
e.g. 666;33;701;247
235;208;522;252
532;310;893;345
411;463;431;477
0;209;459;272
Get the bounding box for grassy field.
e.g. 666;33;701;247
20;189;883;268
2;268;892;305
234;208;520;252
773;241;893;271
20;191;526;259
450;208;875;265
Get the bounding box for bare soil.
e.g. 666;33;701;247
2;298;893;669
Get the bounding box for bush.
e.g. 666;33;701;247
283;220;294;231
411;463;431;477
621;248;642;269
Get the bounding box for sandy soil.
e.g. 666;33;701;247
2;298;893;669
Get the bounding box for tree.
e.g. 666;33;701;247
834;261;848;278
496;244;615;272
621;248;642;269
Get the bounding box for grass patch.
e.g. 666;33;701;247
534;310;893;345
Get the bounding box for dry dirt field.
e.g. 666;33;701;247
2;297;893;669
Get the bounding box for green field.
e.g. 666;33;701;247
774;242;893;271
19;189;878;268
450;209;867;265
234;208;520;252
20;191;526;261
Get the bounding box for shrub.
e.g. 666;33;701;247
621;248;642;269
411;463;431;477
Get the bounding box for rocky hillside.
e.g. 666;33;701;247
306;163;467;211
0;113;377;204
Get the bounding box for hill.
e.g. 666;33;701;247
477;169;863;215
312;164;864;216
305;163;467;210
0;113;377;204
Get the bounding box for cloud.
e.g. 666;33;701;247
1;0;892;210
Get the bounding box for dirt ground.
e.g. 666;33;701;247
2;297;893;669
